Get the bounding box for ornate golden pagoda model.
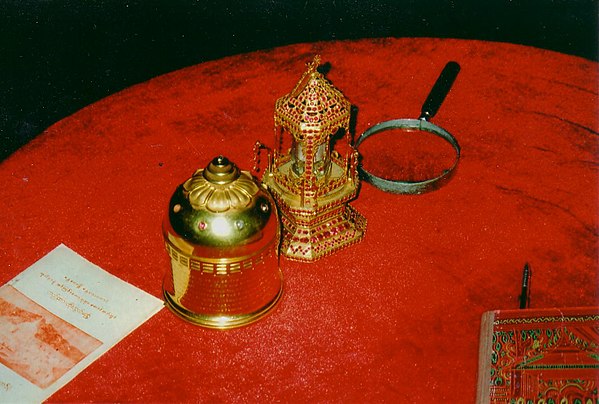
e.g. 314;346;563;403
260;56;366;261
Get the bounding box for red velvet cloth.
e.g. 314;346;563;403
1;38;597;402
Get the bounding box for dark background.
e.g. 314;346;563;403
1;0;597;161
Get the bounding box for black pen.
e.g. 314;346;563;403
519;263;532;309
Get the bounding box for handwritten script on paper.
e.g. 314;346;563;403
0;244;163;403
40;272;116;320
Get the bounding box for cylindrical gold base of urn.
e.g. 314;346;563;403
163;274;283;329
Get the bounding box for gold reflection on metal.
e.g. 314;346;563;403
258;55;366;261
163;156;282;329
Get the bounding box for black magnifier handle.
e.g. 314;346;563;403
419;61;461;121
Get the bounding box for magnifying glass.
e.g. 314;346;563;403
355;61;461;194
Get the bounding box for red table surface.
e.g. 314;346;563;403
1;38;597;402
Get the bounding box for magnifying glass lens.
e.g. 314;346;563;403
358;128;457;182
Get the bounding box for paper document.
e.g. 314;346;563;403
0;244;163;402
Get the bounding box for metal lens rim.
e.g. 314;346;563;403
355;118;461;194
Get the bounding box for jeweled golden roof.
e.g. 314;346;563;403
275;55;351;143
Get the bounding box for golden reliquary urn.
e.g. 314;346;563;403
258;55;366;261
162;156;283;329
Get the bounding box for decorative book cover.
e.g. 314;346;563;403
0;244;163;402
476;307;599;404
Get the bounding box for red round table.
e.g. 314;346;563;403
1;38;597;402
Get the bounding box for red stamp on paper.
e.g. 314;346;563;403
0;285;102;388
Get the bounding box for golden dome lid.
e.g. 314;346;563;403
185;155;258;212
165;156;276;249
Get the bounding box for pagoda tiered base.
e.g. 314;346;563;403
278;203;366;262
